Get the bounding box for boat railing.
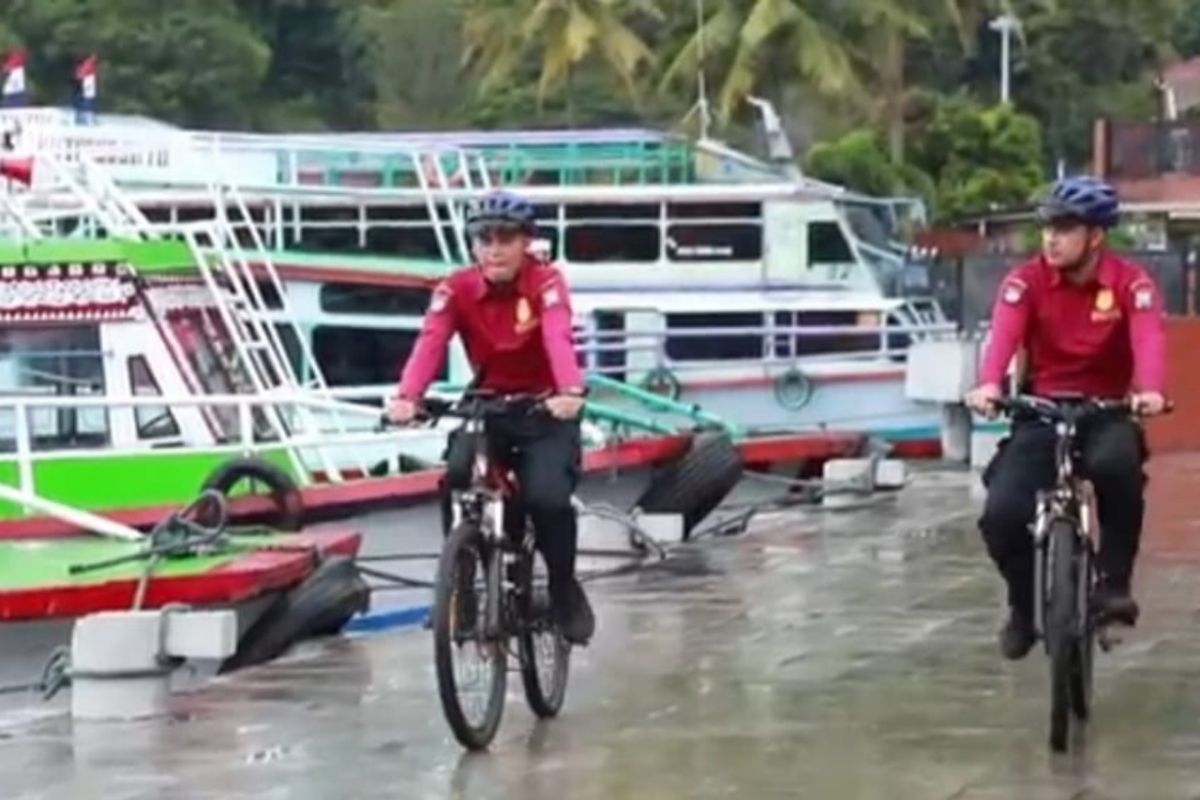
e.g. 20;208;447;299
572;317;958;378
0;392;434;500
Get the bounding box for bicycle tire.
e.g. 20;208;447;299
433;522;507;750
1070;543;1095;722
517;549;570;718
1046;518;1079;752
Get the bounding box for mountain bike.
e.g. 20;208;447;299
391;390;571;750
995;394;1166;752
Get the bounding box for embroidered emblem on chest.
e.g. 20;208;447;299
1090;287;1121;322
514;296;538;333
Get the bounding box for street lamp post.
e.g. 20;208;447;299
989;14;1020;104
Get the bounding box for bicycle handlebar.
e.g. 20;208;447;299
993;394;1174;423
377;390;552;430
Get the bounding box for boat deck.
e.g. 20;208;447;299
0;530;362;621
6;456;1200;798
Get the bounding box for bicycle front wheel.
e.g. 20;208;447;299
433;522;507;750
1070;542;1095;723
517;549;570;718
1046;518;1080;752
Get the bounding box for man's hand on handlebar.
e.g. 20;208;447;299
1130;391;1168;417
965;383;1003;419
386;396;420;425
545;393;585;421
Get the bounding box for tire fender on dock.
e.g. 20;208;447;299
632;431;744;539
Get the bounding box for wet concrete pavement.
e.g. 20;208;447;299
7;462;1200;799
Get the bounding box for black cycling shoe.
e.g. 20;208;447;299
999;611;1037;661
1095;585;1139;627
552;579;595;646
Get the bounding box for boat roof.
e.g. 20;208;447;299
256;127;683;148
571;290;906;314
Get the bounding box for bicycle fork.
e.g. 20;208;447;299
1032;509;1087;647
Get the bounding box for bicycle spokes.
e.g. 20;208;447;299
446;546;501;729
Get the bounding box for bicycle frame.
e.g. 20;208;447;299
445;414;510;546
1029;411;1098;642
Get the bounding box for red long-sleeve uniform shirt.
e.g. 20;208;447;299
979;251;1166;397
396;258;584;399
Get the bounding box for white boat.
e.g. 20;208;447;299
0;104;952;451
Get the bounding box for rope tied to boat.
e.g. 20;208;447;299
0;646;71;701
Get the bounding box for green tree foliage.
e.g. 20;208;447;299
347;0;468;129
804;128;936;203
241;0;375;130
1003;0;1181;166
1175;0;1200;57
462;0;661;111
908;94;1045;219
0;0;1191;218
659;0;857;124
6;0;270;127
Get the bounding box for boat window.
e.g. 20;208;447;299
0;326;110;453
313;326;447;387
127;356;180;440
253;280;283;310
319;283;433;316
667;223;762;261
842;204;896;251
666;202;761;219
664;312;763;361
771;310;879;358
565;223;660;263
565;203;659;220
164;309;277;444
592;312;627;381
809;221;854;263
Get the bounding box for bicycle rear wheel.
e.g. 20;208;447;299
433;522;507;750
517;548;570;718
1046;518;1080;752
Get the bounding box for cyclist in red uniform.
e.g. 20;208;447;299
966;176;1167;660
387;190;594;645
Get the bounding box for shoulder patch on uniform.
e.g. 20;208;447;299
429;284;452;313
1133;284;1154;310
1001;278;1026;305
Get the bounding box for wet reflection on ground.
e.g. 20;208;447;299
7;464;1200;799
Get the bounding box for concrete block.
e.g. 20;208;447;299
904;339;979;403
70;608;238;722
579;511;684;547
940;404;972;463
822;458;907;490
970;429;1006;471
71;611;165;674
634;513;685;544
73;677;171;722
873;459;907;488
162;610;237;661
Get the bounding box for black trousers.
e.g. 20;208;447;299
979;415;1147;619
440;414;582;596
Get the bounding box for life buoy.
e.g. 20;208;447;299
640;367;682;400
774;367;813;411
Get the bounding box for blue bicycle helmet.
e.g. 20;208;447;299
1035;175;1120;229
465;190;536;235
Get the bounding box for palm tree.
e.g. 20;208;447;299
849;0;963;164
462;0;661;111
847;0;1047;163
659;0;858;126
